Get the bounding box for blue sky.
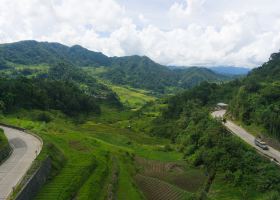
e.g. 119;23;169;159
1;0;280;68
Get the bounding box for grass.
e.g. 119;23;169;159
0;64;49;78
110;85;156;110
1;101;275;200
208;174;266;200
0;128;8;150
135;157;206;193
83;67;157;110
0;128;11;164
117;155;143;200
0;106;184;200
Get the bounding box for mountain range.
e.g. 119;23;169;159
0;40;240;93
209;66;251;75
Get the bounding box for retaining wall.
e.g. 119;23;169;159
15;157;51;200
0;122;49;200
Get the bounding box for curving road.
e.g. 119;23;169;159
0;126;42;200
212;110;280;165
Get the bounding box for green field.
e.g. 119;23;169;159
110;85;156;110
0;105;187;199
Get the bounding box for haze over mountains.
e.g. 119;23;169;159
208;66;251;75
0;40;245;93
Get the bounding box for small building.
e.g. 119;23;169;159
216;103;228;110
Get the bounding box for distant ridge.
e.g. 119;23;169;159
208;66;251;75
0;40;233;93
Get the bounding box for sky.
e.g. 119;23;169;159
1;0;280;68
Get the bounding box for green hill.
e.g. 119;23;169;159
0;40;110;67
229;51;280;139
173;67;229;88
102;56;229;93
0;41;230;93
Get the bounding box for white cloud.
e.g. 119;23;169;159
0;0;280;68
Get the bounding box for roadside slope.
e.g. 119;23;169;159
212;110;280;164
0;126;42;200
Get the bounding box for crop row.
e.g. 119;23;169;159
135;157;183;175
35;161;96;200
134;174;189;200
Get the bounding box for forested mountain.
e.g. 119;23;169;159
229;52;280;139
0;77;101;116
103;56;229;92
162;50;280;142
102;56;177;93
0;61;122;116
0;40;110;67
0;40;231;93
47;62;121;107
173;67;229;88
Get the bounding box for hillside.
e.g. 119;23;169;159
149;82;280;199
0;40;110;67
173;67;229;88
229;51;280;140
101;56;177;93
0;41;230;93
102;56;229;93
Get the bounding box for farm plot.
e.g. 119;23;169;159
134;174;193;200
35;159;96;200
135;157;206;192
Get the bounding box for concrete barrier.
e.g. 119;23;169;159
0;122;47;200
15;157;51;200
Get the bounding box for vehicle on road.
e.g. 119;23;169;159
254;138;269;150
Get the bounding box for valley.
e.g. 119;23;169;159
0;41;279;200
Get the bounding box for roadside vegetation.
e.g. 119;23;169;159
0;128;11;163
150;82;280;199
229;53;280;141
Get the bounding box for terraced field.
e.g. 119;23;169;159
0;109;182;200
135;157;206;193
35;160;96;200
134;174;192;200
135;157;183;174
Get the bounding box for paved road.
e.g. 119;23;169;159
0;126;42;200
212;110;280;165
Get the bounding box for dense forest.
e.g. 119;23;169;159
0;61;123;116
0;77;100;116
229;52;280;139
47;62;122;107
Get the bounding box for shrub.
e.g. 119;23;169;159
35;112;52;123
